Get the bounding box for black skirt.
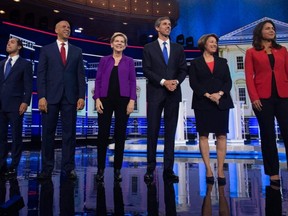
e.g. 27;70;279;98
194;108;230;134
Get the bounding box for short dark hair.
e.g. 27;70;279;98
154;16;170;28
252;20;281;50
197;33;218;52
10;37;23;49
16;38;23;49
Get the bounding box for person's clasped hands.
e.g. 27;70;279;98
204;92;222;105
164;79;178;92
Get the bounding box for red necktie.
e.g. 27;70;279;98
60;42;66;65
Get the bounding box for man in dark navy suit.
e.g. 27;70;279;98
37;20;86;180
0;37;33;178
142;17;187;183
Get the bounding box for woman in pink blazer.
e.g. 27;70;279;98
245;20;288;187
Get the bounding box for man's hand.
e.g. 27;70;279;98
19;103;28;115
77;98;85;110
164;80;178;91
38;97;48;113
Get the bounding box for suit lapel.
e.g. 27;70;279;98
169;43;175;66
169;43;179;66
153;41;167;65
0;60;5;81
53;42;65;66
0;60;5;73
199;55;220;75
199;56;212;74
213;56;219;74
4;57;21;79
66;43;72;66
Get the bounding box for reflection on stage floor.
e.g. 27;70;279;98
0;143;287;215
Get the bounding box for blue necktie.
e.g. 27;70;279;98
162;42;168;64
4;58;12;79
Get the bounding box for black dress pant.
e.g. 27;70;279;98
254;97;288;176
146;97;179;172
97;97;130;170
41;96;77;174
0;111;24;170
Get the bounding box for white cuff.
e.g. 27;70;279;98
160;79;166;86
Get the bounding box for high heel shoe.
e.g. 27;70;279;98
114;169;122;182
206;176;215;185
217;177;226;186
96;169;104;183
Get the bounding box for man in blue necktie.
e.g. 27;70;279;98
4;57;12;79
162;41;168;64
0;37;33;179
142;17;187;184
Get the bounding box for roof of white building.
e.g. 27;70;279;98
219;17;288;45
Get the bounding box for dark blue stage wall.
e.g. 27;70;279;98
170;0;288;45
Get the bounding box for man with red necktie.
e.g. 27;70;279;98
37;20;86;180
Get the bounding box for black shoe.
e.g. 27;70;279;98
67;170;77;180
96;169;104;183
206;176;215;185
217;177;226;186
163;171;179;183
114;169;122;182
5;168;17;179
144;171;154;184
37;171;52;180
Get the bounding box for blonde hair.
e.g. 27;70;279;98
110;32;128;46
197;33;218;52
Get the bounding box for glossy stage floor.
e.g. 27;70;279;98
0;139;287;216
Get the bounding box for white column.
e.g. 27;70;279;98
175;101;187;145
227;101;245;145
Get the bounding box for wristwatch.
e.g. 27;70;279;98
218;91;224;96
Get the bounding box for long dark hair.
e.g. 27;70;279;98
252;20;282;51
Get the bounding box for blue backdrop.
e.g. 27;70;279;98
170;0;288;45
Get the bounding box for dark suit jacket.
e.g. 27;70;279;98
245;46;288;102
37;42;85;104
0;57;33;112
142;40;187;102
188;55;234;110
